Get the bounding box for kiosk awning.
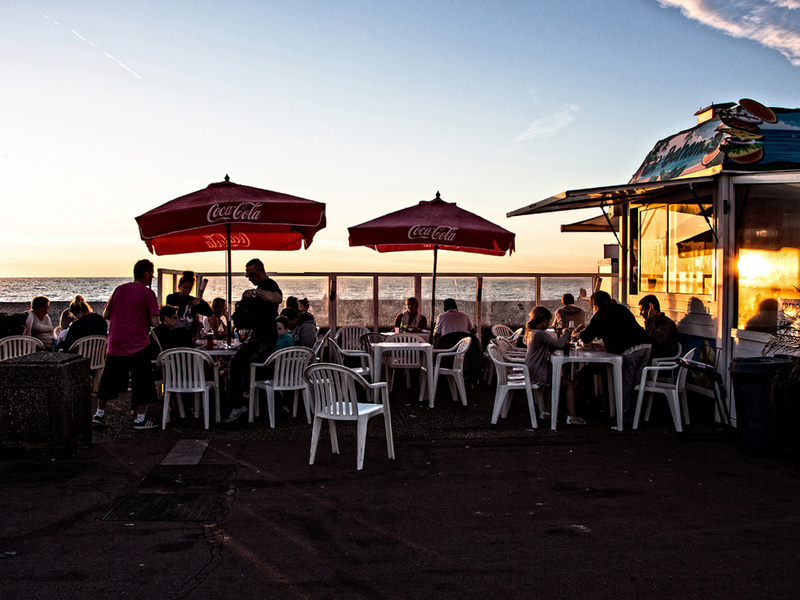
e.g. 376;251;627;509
507;176;717;217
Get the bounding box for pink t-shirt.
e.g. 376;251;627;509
105;282;159;356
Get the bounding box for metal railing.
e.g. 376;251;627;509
157;269;614;338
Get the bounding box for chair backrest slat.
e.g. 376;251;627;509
0;335;44;361
304;363;367;415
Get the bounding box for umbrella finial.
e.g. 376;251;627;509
435;191;441;199
224;174;230;182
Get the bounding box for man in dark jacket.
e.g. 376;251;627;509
579;291;651;422
638;295;679;360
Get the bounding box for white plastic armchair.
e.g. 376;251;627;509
0;335;44;360
633;348;695;432
70;335;108;392
384;332;427;391
487;344;542;429
333;325;370;351
311;331;330;361
157;348;220;430
304;363;394;471
327;338;374;381
249;346;315;427
419;336;471;406
491;324;514;339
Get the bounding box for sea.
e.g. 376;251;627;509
0;276;594;305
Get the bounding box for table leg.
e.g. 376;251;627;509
613;359;623;431
550;357;562;430
426;348;435;409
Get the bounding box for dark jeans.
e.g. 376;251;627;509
98;348;157;411
227;335;275;411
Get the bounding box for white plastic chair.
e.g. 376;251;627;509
491;324;514;339
157;348;220;430
384;332;427;392
333;325;370;351
311;331;330;361
633;348;695;432
327;338;374;381
249;346;315;427
488;344;542;429
70;335;108;392
419;337;471;406
0;335;44;360
304;363;394;471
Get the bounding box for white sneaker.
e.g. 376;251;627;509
224;406;248;423
133;419;158;430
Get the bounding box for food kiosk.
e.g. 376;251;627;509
508;99;800;423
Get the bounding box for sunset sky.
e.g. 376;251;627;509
3;1;800;278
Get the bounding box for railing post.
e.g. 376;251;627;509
372;275;379;332
329;275;337;336
476;276;483;344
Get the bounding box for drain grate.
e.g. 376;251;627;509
102;464;234;522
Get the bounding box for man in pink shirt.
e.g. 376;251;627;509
92;259;161;430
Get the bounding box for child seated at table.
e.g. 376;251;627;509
525;306;586;425
275;316;295;352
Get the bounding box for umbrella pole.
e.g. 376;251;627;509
430;244;438;343
226;224;232;346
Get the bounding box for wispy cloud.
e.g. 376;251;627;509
657;0;800;66
513;104;579;144
40;11;142;79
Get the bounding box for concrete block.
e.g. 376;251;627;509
0;352;92;458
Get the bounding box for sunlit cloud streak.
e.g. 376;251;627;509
39;11;141;78
513;105;579;144
657;0;800;66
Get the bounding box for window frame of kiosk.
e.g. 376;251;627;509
735;181;800;332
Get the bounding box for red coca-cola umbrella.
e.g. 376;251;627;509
348;192;515;329
136;175;326;337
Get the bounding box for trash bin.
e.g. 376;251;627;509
729;357;794;456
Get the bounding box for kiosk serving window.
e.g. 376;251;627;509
736;183;800;331
638;202;714;296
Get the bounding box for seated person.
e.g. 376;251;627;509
165;270;213;345
525;306;585;425
298;297;311;313
552;293;586;330
204;297;229;340
284;296;299;311
394;297;428;332
579;291;651;422
292;304;317;348
59;295;88;331
275;316;295;352
62;298;108;351
24;296;54;348
638;294;679;360
150;305;183;357
433;298;476;340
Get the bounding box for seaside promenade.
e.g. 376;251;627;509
2;382;799;599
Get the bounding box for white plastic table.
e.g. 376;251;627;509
550;348;624;431
372;342;435;407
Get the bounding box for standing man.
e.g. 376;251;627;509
92;259;160;430
224;258;282;424
638;295;679;360
579;291;651;424
433;298;477;340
